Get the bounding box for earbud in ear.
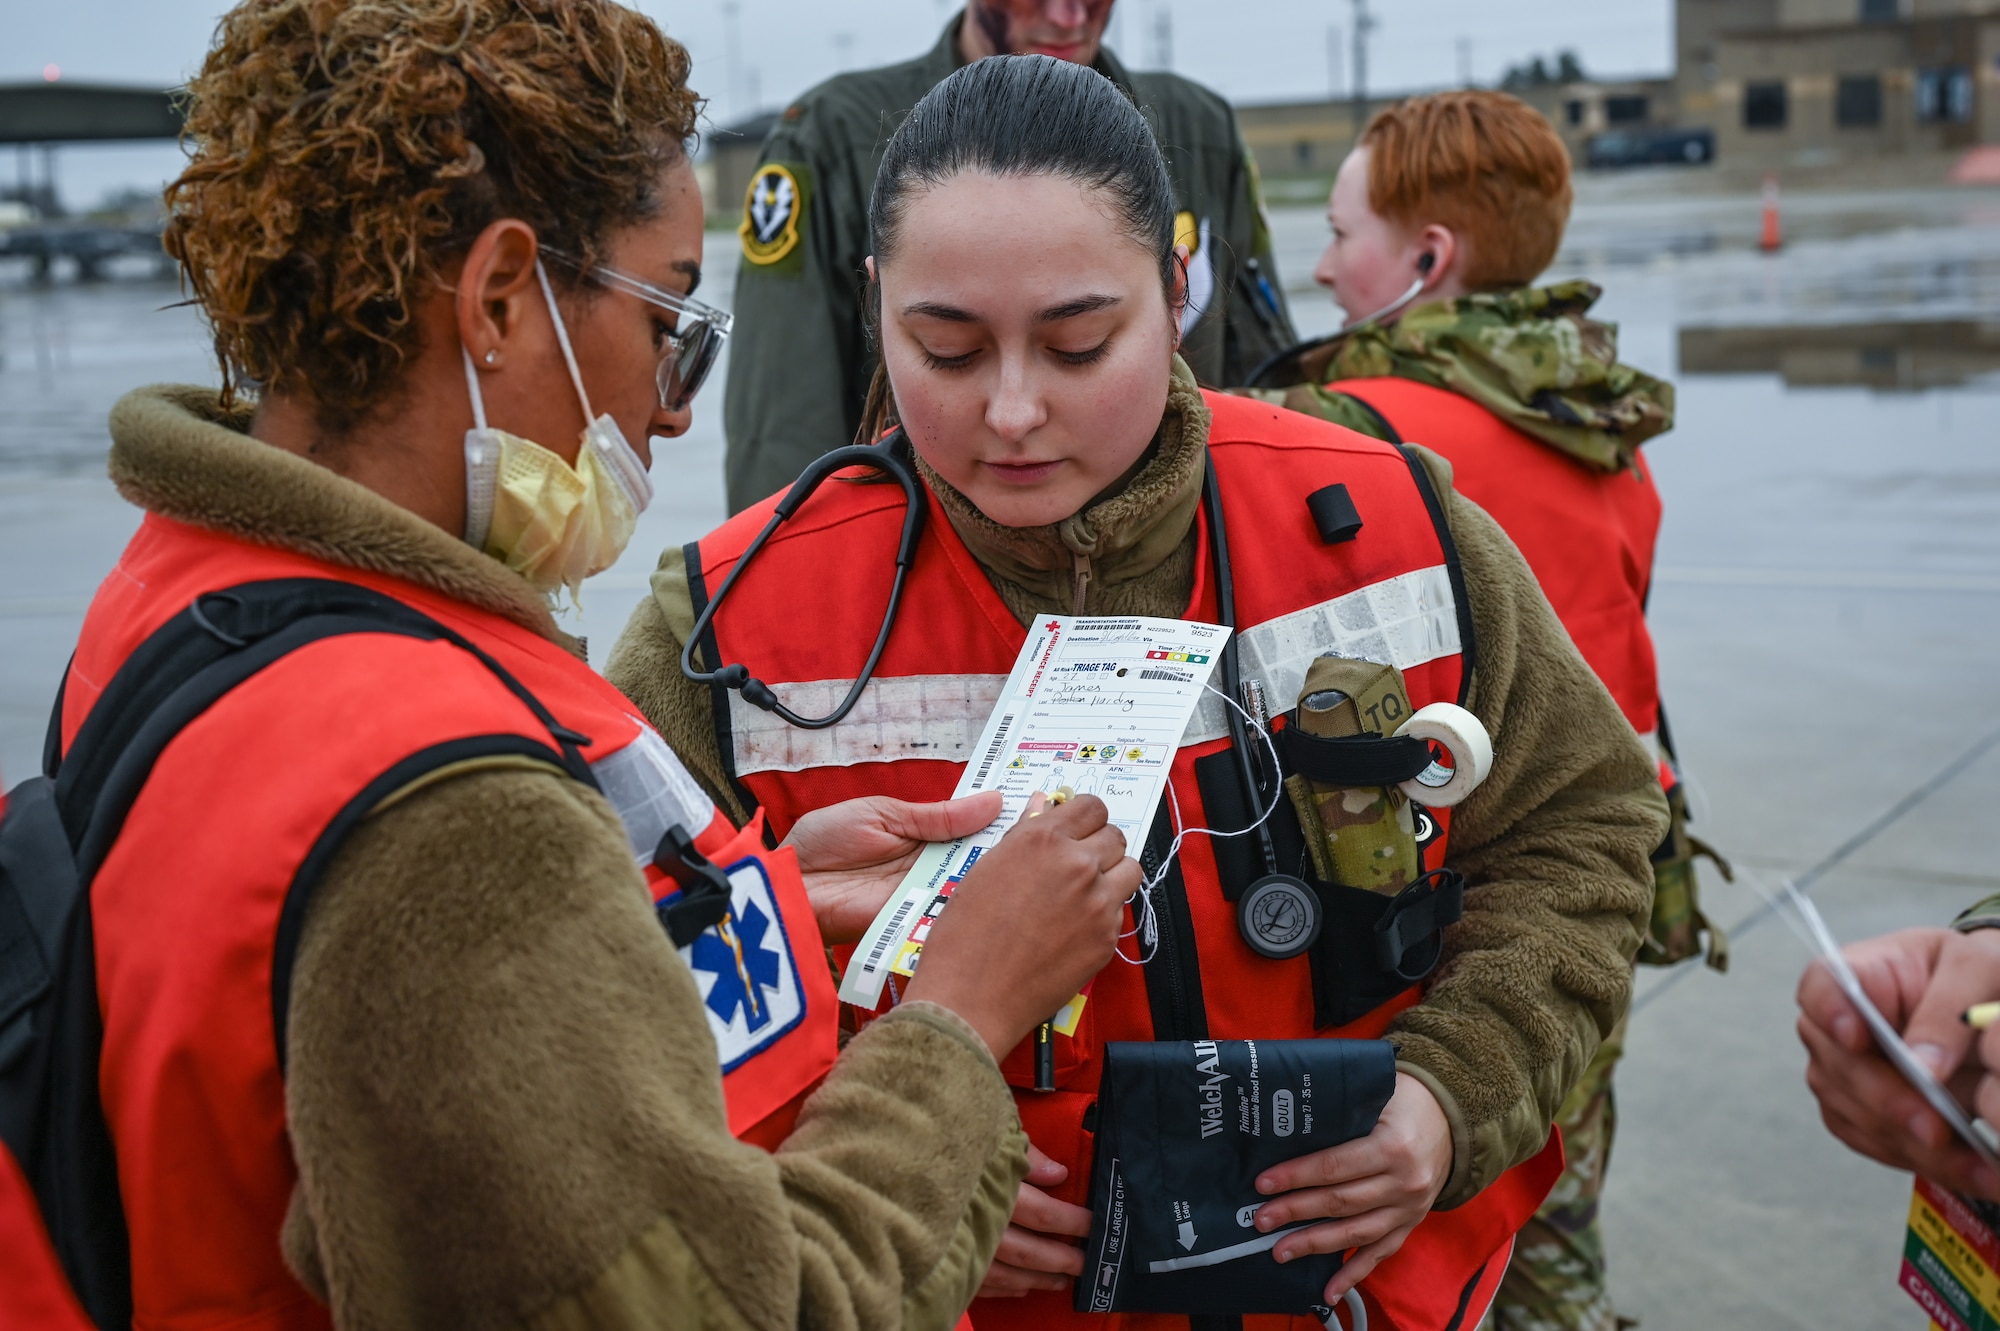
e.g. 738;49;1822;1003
1417;252;1436;275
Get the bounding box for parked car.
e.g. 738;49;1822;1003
1586;128;1715;170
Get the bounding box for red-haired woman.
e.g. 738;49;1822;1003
1244;90;1707;1331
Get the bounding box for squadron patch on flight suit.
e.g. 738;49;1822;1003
1175;210;1215;337
741;163;805;267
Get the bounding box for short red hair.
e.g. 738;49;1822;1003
1361;91;1572;290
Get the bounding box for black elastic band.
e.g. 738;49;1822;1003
1278;725;1435;788
1373;870;1466;978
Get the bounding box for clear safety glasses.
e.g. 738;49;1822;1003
542;247;732;412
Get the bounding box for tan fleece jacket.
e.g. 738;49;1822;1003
105;385;1028;1331
608;365;1668;1209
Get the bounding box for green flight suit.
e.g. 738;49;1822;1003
721;15;1296;513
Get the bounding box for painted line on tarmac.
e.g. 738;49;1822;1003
1654;567;2000;594
1636;721;2000;1013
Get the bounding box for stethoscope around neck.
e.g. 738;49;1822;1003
682;430;928;729
679;431;1300;884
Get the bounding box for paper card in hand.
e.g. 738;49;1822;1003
1076;1039;1396;1316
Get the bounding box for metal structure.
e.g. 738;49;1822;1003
0;83;181;278
0;82;181;144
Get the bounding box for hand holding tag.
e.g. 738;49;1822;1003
1796;923;2000;1199
903;793;1138;1062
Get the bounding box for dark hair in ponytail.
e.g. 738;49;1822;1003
856;54;1181;443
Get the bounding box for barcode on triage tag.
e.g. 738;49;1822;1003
1139;668;1191;682
970;713;1015;787
862;894;922;973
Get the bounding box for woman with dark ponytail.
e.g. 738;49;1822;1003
613;55;1667;1331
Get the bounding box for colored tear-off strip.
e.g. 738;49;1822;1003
1902;1181;2000;1330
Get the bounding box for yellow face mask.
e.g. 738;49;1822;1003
461;262;654;602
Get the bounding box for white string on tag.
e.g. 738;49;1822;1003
1115;681;1284;966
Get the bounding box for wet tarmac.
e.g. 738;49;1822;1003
5;177;2000;1329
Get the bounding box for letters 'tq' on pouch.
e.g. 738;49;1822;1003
1077;1038;1396;1316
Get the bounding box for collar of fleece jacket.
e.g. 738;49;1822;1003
912;355;1211;623
1298;279;1676;474
105;384;568;647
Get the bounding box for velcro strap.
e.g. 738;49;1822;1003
1373;870;1465;978
653;823;734;947
1278;720;1434;787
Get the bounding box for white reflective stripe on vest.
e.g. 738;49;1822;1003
725;566;1457;774
591;724;718;864
1183;565;1460;745
728;673;1008;777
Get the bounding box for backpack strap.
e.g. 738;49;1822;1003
56;579;595;860
15;577;597;1330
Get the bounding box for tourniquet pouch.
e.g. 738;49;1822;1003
1076;1038;1396;1315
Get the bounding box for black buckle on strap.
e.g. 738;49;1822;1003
1373;869;1465;980
653;823;734;947
1277;718;1435;787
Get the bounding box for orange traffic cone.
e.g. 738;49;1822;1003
1759;173;1782;252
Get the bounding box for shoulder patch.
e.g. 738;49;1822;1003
679;855;808;1070
741;163;806;267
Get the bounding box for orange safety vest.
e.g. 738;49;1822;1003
57;514;837;1329
685;391;1562;1331
1325;378;1663;741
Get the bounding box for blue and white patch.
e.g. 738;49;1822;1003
677;857;807;1071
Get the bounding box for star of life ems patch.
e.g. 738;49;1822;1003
680;856;807;1071
740;164;803;266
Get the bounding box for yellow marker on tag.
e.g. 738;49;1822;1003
1026;786;1073;818
1053;993;1088;1037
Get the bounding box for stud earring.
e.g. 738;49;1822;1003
484;350;498;366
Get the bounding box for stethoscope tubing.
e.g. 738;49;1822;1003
684;439;1275;874
680;431;927;730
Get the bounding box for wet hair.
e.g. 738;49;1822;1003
164;0;701;431
856;54;1179;441
1360;90;1572;290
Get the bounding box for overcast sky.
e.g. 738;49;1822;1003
8;0;1673;210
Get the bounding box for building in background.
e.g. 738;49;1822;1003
1677;0;2000;168
1233;0;2000;185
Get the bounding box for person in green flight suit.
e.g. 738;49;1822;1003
721;0;1295;513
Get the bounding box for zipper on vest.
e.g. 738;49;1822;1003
1058;514;1098;616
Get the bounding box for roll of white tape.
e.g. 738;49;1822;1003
1393;702;1493;808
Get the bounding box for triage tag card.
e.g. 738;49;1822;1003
1902;1177;2000;1331
838;616;1230;1007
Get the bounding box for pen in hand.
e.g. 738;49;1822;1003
1029;787;1075;1094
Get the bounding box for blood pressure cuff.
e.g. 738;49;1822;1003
1075;1038;1396;1316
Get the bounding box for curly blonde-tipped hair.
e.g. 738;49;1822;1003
164;0;701;429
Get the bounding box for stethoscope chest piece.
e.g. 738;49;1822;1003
1237;874;1323;960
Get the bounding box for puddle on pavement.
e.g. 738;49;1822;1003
1679;319;2000;392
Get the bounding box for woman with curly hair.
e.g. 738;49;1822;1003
24;1;1137;1327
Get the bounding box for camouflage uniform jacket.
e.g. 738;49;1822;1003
1248;280;1673;472
722;15;1296;512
